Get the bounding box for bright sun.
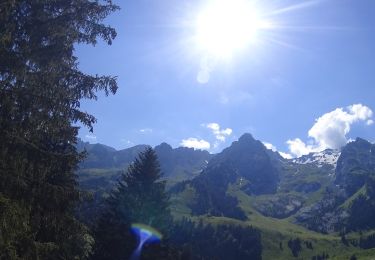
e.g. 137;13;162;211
195;0;266;58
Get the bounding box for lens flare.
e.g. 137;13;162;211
130;223;163;260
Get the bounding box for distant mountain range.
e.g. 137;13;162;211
77;134;375;259
76;139;212;193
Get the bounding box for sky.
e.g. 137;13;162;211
76;0;375;157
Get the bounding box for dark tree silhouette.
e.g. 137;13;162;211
0;1;118;258
92;148;173;260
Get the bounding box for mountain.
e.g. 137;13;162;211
335;138;375;195
175;163;248;220
207;133;280;195
172;133;332;219
77;139;148;168
154;142;213;183
76;139;213;193
294;138;375;233
169;134;375;258
77;135;375;259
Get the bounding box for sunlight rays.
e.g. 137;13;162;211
195;0;265;58
190;0;343;84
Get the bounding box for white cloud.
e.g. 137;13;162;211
286;138;315;157
139;128;153;133
287;104;373;157
205;123;233;142
263;142;277;152
180;138;211;150
85;134;97;141
263;141;293;159
279;152;293;160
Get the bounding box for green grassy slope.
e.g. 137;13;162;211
170;183;375;260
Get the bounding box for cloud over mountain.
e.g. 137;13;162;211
287;104;373;157
263;141;293;159
180;138;211;150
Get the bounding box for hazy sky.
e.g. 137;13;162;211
76;0;375;157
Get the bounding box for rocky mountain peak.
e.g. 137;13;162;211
238;133;256;142
154;142;173;153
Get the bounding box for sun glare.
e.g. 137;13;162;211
195;0;267;58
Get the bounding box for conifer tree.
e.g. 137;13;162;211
92;148;172;260
0;1;118;258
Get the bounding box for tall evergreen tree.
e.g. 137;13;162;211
92;148;172;260
0;1;118;258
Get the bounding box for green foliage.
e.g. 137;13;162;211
0;0;118;258
91;148;173;259
0;195;32;259
170;218;262;259
311;252;330;260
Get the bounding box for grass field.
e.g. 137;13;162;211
170;184;375;260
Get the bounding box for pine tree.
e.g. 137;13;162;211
0;1;119;258
92;148;172;260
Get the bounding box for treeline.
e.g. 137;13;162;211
170;218;262;259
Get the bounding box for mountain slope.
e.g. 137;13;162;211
76;139;213;193
154;142;213;183
171;134;326;220
208;133;280;195
336;138;375;195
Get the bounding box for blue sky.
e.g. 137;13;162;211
77;0;375;157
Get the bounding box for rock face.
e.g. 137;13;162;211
294;186;348;233
77;139;147;168
253;194;304;218
208;133;280;195
154;142;213;180
187;163;248;220
335;138;375;195
293;139;375;233
170;133;282;220
294;182;321;193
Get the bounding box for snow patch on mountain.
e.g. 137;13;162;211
292;149;341;168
